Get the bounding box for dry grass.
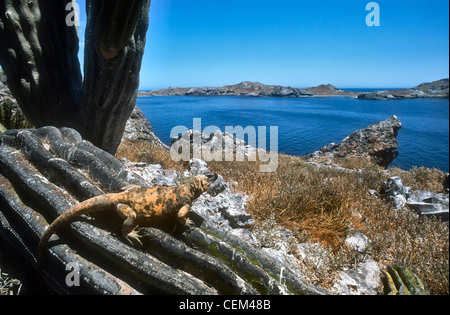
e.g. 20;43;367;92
209;156;449;294
209;156;368;249
117;140;449;294
334;155;383;171
362;198;449;295
116;140;187;171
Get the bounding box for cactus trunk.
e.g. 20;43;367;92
81;0;150;153
0;0;151;154
0;0;83;128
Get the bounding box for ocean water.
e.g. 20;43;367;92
136;96;449;172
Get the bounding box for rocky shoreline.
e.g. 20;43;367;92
139;79;449;100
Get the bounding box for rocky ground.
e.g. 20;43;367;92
122;157;383;295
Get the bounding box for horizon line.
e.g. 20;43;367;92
138;78;449;92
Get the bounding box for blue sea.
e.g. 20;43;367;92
136;96;449;172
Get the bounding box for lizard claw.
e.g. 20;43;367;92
185;218;195;229
125;228;144;248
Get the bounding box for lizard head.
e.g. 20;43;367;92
190;173;218;197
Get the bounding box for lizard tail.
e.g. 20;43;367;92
36;194;122;271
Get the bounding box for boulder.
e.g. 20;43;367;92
306;116;402;168
407;191;449;222
336;259;382;295
0;70;9;94
189;158;211;176
0;72;32;130
187;159;254;230
1;94;33;130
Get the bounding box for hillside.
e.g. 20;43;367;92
357;79;449;100
139;79;449;99
139;81;354;97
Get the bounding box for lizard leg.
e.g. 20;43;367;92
177;204;192;226
116;204;143;247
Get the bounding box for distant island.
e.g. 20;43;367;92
138;78;449;100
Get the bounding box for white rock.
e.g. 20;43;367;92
344;231;370;254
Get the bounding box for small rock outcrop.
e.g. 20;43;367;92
444;173;449;193
380;176;449;222
121;106;168;149
170;129;261;160
306;116;402;169
0;70;9;94
336;259;382;295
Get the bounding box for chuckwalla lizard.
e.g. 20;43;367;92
36;173;218;270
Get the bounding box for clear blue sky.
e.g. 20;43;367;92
76;0;449;90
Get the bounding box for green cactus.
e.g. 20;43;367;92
383;265;428;295
0;0;83;129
